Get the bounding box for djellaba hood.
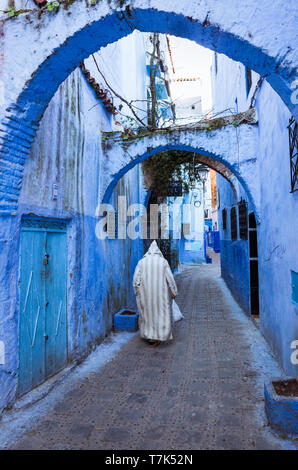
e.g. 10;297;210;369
144;240;164;258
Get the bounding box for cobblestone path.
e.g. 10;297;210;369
6;259;297;450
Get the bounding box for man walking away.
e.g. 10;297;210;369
133;240;178;347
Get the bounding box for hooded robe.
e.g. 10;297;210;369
133;241;178;341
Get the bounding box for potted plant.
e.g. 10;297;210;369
264;377;298;437
113;308;139;332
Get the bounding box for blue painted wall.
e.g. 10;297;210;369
220;240;250;313
0;33;147;411
217;174;251;315
256;82;298;377
212;49;298;377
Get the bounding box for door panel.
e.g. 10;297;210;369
19;219;67;395
19;230;46;395
45;231;67;378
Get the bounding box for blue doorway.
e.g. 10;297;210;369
19;218;67;396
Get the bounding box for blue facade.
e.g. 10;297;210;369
217;174;251;315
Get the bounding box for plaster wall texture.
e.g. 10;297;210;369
212;52;298;376
101;120;259;216
0;33;147;411
0;0;296;121
256;82;298;377
211;53;258;316
212;51;260;115
84;30;147;129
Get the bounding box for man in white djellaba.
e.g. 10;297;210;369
133;240;178;347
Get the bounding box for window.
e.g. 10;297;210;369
238;199;248;240
222;208;227;230
245;67;252;96
249;213;258;259
167;181;182;197
249;212;257;229
250;260;259;315
249;212;259;315
230;206;237;241
288;117;298;192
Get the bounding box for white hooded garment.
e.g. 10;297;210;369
133;241;178;341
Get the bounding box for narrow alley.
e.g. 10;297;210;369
0;0;297;453
1;256;295;451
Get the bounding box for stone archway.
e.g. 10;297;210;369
101;110;259;218
0;0;297;214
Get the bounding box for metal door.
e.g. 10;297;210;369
19;218;67;395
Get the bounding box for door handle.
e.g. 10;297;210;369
44;334;49;340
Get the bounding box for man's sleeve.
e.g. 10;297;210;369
133;262;141;295
164;261;178;298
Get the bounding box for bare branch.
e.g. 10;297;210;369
91;54;148;129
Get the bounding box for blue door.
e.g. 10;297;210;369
19;218;67;395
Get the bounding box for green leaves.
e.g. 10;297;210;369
46;1;60;11
142;150;206;198
6;7;24;17
5;1;58;18
6;7;16;17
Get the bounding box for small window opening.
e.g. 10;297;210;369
288;117;298;193
222;208;227;230
238;199;248;240
230;206;237;241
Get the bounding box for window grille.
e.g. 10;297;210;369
222;208;227;230
238;199;248;240
288;117;298;193
230;206;237;241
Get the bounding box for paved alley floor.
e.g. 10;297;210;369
2;259;297;450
